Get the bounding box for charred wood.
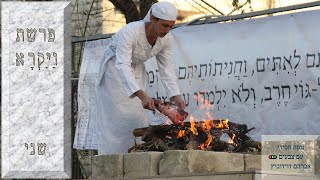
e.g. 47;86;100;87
130;120;260;153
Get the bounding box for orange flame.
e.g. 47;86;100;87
229;133;236;144
177;130;185;138
215;119;229;129
198;119;214;150
182;99;230;150
224;119;229;129
198;131;212;150
189;115;198;135
199;144;205;150
202;119;214;131
204;133;212;147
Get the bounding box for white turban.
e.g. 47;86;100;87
143;1;178;22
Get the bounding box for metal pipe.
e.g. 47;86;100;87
71;33;114;43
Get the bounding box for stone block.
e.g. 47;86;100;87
159;150;244;176
244;154;261;171
91;154;124;179
123;152;163;178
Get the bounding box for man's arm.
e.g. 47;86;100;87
156;33;185;109
114;26;142;97
134;90;155;110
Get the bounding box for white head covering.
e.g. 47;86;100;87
143;1;178;22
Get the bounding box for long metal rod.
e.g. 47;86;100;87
185;1;320;25
71;33;114;43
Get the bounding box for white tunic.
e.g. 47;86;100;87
96;21;180;154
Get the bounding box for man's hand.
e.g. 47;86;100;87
170;95;186;110
135;90;155;110
141;96;155;110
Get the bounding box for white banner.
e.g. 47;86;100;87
74;10;320;149
73;39;110;149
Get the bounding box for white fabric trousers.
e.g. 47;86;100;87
96;59;149;154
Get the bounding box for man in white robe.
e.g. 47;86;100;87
96;1;185;154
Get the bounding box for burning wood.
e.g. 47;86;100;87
129;120;261;153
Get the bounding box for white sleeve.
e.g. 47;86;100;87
156;34;181;98
114;28;141;97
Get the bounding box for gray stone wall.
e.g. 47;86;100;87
90;151;320;180
91;151;261;179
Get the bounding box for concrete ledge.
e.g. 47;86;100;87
159;150;245;176
244;154;261;171
255;172;320;180
91;154;124;179
140;173;254;180
123;152;163;178
88;152;320;180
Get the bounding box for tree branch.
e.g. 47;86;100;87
109;0;140;23
140;0;158;19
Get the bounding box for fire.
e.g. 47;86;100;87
199;118;215;149
202;119;214;131
184;93;230;150
215;119;229;129
229;133;236;144
188;110;230;150
199;144;205;149
204;133;212;148
199;126;213;150
177;130;185;138
189;115;198;135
